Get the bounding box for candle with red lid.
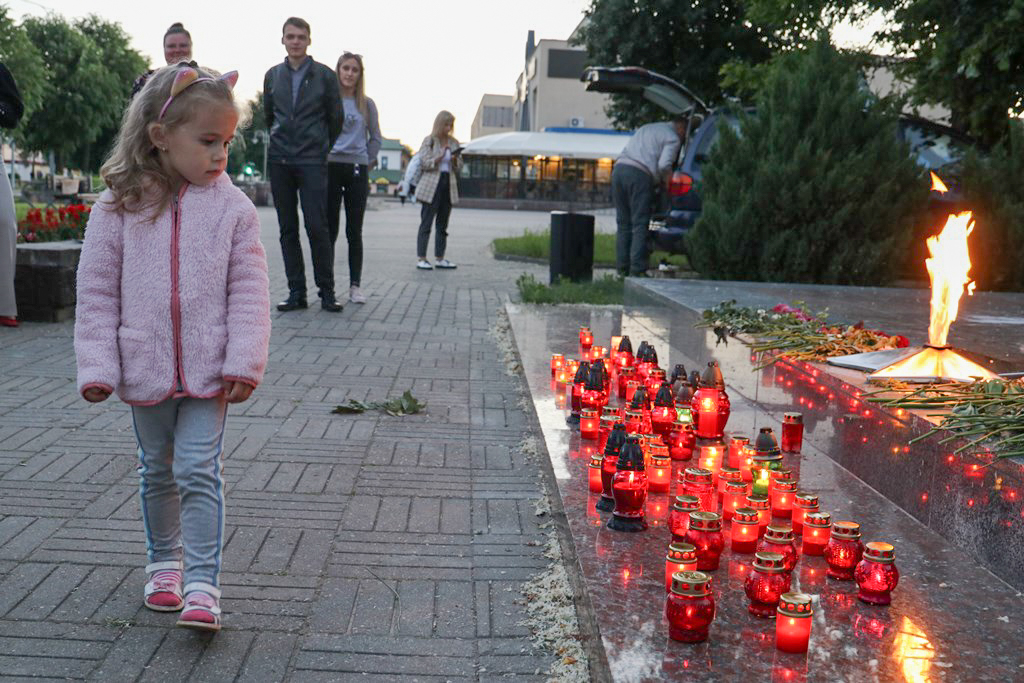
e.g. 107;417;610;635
825;521;865;580
776;593;813;653
669;495;700;541
781;412;804;453
649;451;672;494
855;542;900;605
550;354;564;376
668;420;696;461
681;467;716;512
597;424;626;512
665;542;698;590
771;479;798;519
757;525;799;571
580;409;600;441
731;507;760;553
746;494;770;538
722;480;750;521
579;326;593;350
791;492;819;534
666;571;716;643
608;437;648;532
690;361;731;439
801;512;831;555
684;511;725;570
744;551;791;617
587;453;603;493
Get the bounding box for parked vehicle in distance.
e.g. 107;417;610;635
583;66;975;257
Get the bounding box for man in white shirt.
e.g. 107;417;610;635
612;118;686;276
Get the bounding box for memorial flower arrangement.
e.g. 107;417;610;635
17;205;91;243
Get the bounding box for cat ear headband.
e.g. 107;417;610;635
159;68;238;120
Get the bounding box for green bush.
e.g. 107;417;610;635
492;229;689;269
516;273;624;304
689;38;928;285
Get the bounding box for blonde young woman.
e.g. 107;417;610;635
415;111;460;269
327;52;381;303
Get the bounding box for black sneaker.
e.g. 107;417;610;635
276;295;308;312
320;294;343;312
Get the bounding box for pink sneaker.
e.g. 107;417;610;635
176;583;222;632
143;561;184;612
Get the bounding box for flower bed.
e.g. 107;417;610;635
17;204;90;243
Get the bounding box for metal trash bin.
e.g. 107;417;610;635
549;211;594;284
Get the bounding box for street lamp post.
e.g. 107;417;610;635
251;130;269;180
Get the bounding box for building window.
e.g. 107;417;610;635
381;156;389;169
547;49;588;79
482;106;513;128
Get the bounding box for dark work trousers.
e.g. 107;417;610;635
269;162;335;299
417;172;452;259
326;162;369;287
612;163;654;276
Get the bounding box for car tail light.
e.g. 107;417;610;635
669;172;693;196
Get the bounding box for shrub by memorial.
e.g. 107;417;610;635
689;39;928;285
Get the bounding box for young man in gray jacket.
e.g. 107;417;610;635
264;17;343;312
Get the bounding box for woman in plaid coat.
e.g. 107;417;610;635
415;110;461;269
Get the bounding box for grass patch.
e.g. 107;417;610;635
516;273;624;305
493;228;689;269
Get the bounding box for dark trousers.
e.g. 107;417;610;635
612;163;653;276
269;162;334;298
326;162;369;287
417;173;452;259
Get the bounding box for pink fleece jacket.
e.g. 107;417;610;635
74;174;271;405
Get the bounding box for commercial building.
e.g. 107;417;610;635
368;138;410;195
471;95;515;140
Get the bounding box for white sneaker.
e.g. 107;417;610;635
349;286;366;303
416;260;433;270
435;259;457;269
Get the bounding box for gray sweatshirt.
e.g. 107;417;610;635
328;96;382;165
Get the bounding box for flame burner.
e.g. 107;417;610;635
867;345;999;384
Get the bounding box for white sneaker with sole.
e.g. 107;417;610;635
349;286;366;303
435;259;457;269
416;260;433;270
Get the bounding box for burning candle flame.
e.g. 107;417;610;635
925;209;974;347
929;171;948;194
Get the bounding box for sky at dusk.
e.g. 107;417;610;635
8;0;593;149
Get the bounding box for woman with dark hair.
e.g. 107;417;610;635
327;52;382;304
0;62;23;327
415;110;460;270
130;23;195;98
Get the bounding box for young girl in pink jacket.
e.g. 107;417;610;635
74;64;271;632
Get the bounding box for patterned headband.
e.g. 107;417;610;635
159;67;238;120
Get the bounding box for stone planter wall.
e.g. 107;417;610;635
15;240;82;322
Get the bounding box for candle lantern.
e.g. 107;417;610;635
623;409;644;436
666;571;716;643
674;381;694;412
684;511;725;570
587;454;604;493
746;494;771;538
579;326;593;350
598;415;617;450
580;409;600;441
770;479;798;519
722;480;749;521
750;428;783;496
739;445;755;483
665;542;698;591
756;525;799;571
629;385;652;414
624;379;642;405
731;507;760;553
669;495;700;541
689;369;702;390
855;542;899;605
645;367;668;397
717;466;741;498
616;335;634;369
569;361;590;421
617;366;636;400
744;551;791;617
583;362;609;409
608;437;648;532
650;383;677;437
699;444;724;487
554;367;570;392
776;593;813;653
598;424;627;511
825;521;864;580
681;467;716;512
635;342;659;382
727;436;750;470
590;345;606;362
566;358;580;376
782;412;804;453
791;492;819;534
550;354;564;376
670;363;688;386
649;451;672;493
801;512;832;556
690;361;731;439
668;420;696;461
609;335;622;361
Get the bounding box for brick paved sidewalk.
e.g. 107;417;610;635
0;202;612;681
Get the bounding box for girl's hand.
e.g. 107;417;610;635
223;380;254;403
83;387;111;403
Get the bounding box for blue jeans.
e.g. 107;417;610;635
132;397;228;589
612;163;654;275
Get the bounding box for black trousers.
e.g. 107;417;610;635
269;162;335;298
326;162;369;287
417;173;452;259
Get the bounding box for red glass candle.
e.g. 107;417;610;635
825;521;864;580
681;467;716;512
731;507;760;553
668;421;696;461
590;345;607;361
770;479;798;519
855;542;900;605
609;335;622;361
649;452;672;493
666;571;716;643
645;368;667;396
669;495;700;541
580;409;600;441
598;424;626;512
776;593;813;653
740;444;755;483
665;542;698;591
746;494;770;538
727;436;750;470
608;437;648;532
598;415;617;450
699;445;724;487
717;465;741;499
550;353;564;376
801;512;832;556
587;454;604;493
623;409;644;435
722;480;749;521
756;525;799;571
689;361;730;439
744;551;791;617
579;326;593;350
616;335;634;369
781;412;804;453
570;361;590;416
684;511;725;571
650;384;676;437
617;366;636;400
791;492;819;534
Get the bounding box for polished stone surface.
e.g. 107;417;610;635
507;302;1024;682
